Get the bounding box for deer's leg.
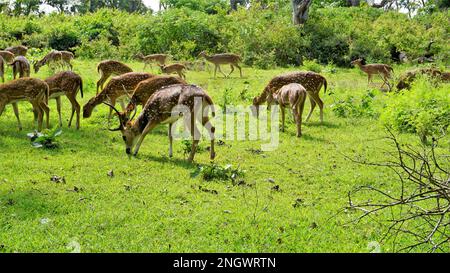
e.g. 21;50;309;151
12;103;22;131
97;73;108;94
32;101;43;132
214;65;218;78
280;106;285;132
305;95;316;122
39;100;50;129
296;94;306;137
202;115;216;160
67;93;81;129
228;64;235;77
168;123;173;157
217;65;227;78
133;120;158;156
235;63;243;77
55;96;62;127
185;114;200;162
107;99;116;124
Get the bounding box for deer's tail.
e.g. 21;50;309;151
78;76;84;98
322;76;328;94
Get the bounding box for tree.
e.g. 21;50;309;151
292;0;312;24
45;0;69;13
230;0;248;10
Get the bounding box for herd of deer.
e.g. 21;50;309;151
0;45;448;161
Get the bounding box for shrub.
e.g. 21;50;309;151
380;79;450;143
331;90;377;118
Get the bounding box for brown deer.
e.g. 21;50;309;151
351;58;393;88
253;71;327;122
96;60;133;94
105;84;216;162
0;78;50;131
83;72;153;122
5;45;28;56
0;56;4;83
34;50;63;73
158;63;187;79
45;71;83;129
0;51;15;63
396;68;444;90
136;53;170;69
198;51;242;78
60;51;74;70
267;83;307;137
124;75;187;118
10;56;30;79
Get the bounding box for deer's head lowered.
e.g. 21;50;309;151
103;102;139;155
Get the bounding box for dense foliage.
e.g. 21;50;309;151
0;6;448;68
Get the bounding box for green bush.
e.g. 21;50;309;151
381;79;450;142
331;90;377;118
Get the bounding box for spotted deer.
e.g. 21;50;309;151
83;72;153;122
267;83;307;137
136;53;170;70
10;56;30;79
45;71;83;129
5;45;28;56
351;58;393;88
0;78;50;131
60;51;74;70
158;63;187;79
124;75;187;119
34;50;63;73
253;71;327;122
105;84;216;162
0;51;15;63
198;51;242;78
96;60;133;94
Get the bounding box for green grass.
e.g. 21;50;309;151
0;60;448;252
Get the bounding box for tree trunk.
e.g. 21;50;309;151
292;0;312;25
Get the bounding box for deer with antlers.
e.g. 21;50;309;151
10;56;30;79
124;75;187;118
267;83;307;137
198;51;242;78
158;63;187;79
96;60;133;94
0;51;15;63
351;58;393;88
136;53;170;70
4;45;28;56
44;71;83;129
253;71;327;122
83;72;153;122
105;84;216;162
0;78;50;131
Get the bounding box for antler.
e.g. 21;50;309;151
103;101;123;131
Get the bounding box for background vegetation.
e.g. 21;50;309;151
0;1;448;68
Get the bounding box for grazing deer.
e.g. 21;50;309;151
267;83;307;137
60;51;74;70
34;50;63;73
96;60;133;94
105;84;216;162
198;51;242;78
0;56;4;83
10;56;30;79
351;58;393;88
253;71;327;122
0;51;15;63
5;45;28;56
0;78;50;131
136;53;170;70
83;72;153;122
158;63;187;79
396;68;444;90
125;75;187;117
45;71;83;129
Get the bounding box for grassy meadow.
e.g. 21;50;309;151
0;60;448;252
